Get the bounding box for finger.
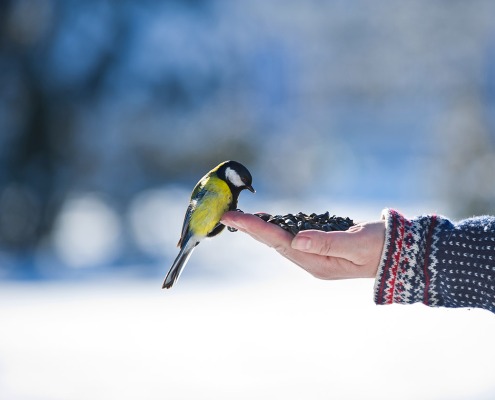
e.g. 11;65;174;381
221;211;294;249
291;229;355;259
221;212;321;263
221;211;259;231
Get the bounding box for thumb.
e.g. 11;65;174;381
291;230;352;258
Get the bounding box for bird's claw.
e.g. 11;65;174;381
227;209;244;232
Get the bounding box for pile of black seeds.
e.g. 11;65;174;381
254;211;354;236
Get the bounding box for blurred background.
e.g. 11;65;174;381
1;1;495;399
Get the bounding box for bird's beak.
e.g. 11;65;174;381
246;185;255;193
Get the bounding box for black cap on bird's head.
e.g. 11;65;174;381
217;160;255;194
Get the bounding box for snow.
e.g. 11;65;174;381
1;272;494;399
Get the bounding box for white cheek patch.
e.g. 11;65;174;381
225;167;244;187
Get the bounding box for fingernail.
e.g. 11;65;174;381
292;236;311;251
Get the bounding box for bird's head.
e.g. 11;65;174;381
217;160;255;193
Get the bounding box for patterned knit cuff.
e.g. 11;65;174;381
374;209;443;307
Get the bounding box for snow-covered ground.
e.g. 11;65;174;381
1;239;495;400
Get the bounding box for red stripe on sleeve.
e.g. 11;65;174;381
423;215;437;305
378;210;398;304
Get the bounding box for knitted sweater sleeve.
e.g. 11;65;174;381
374;209;495;313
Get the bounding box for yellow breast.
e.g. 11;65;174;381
188;176;232;237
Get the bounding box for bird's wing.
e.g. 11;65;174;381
177;204;192;248
177;185;207;248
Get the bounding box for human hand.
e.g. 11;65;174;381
221;211;385;280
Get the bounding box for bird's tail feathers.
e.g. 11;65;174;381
162;240;197;289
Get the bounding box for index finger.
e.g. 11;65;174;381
221;211;294;249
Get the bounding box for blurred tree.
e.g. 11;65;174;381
1;0;495;278
0;0;258;258
434;93;495;217
0;0;60;250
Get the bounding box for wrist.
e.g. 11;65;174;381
374;209;441;306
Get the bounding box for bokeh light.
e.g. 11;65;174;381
52;193;121;269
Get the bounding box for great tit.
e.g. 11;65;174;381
162;160;255;289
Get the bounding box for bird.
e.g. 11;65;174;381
162;160;255;289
